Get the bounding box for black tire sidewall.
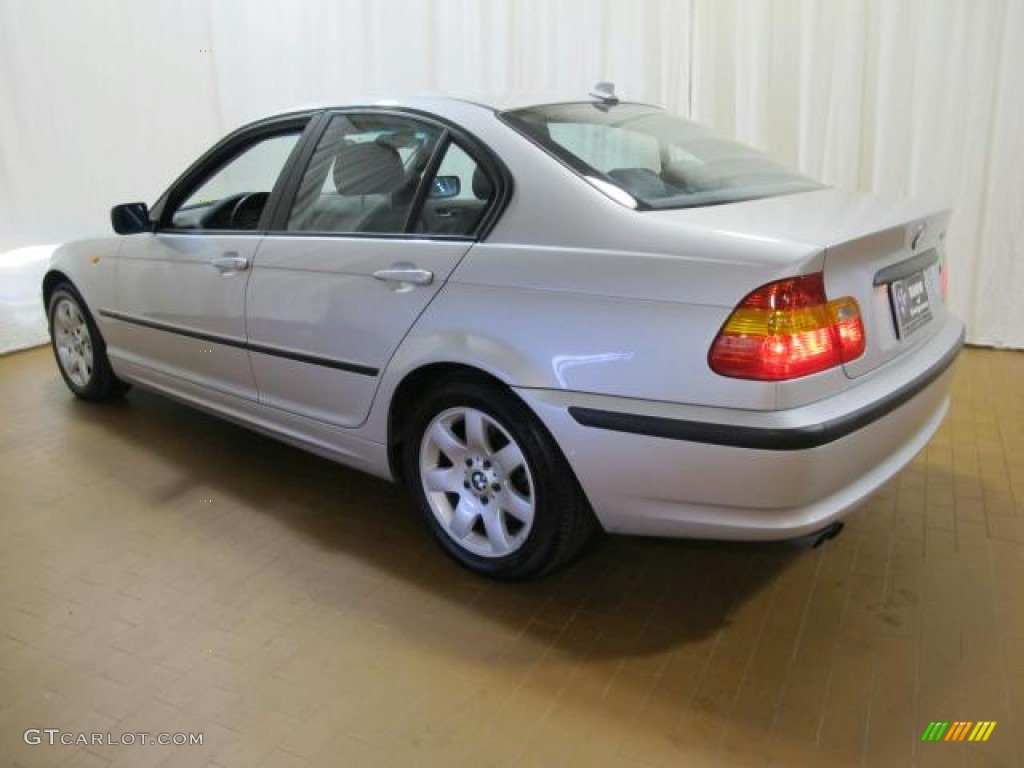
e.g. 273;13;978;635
403;379;572;580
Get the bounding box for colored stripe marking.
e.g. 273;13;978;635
949;721;971;741
922;720;995;742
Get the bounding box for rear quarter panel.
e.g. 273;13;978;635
369;235;828;442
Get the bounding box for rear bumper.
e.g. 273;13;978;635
516;318;963;540
568;330;962;451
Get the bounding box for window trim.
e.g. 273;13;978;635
402;129;452;234
259;112;331;231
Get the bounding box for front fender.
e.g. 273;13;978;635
44;237;123;321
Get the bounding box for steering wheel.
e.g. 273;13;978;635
229;192;270;230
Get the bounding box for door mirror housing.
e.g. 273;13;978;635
428;175;460;199
111;202;151;235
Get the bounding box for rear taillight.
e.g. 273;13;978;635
709;273;865;381
939;259;948;301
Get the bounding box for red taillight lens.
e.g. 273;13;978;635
940;259;948;301
709;273;865;381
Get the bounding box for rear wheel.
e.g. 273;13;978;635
403;376;596;579
48;284;127;401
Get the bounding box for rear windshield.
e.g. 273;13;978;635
500;102;820;210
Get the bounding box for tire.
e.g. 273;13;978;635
403;375;597;580
48;283;128;401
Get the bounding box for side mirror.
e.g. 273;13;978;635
111;202;151;235
429;175;460;199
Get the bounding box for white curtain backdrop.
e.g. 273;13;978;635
1;0;1021;351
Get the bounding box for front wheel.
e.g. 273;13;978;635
48;284;128;401
403;377;596;579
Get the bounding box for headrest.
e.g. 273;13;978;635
472;166;494;200
333;143;404;195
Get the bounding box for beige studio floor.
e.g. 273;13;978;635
0;345;1022;768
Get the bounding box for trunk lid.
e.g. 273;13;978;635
649;188;952;378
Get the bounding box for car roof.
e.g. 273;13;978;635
257;89;661;124
421;91;627;112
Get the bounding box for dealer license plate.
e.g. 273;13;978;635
889;270;932;338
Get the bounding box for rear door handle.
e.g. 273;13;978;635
372;268;434;286
210;254;250;273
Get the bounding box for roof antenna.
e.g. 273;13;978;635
589;81;619;106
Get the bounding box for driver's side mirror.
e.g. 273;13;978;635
111;202;151;235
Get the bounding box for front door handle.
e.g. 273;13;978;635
372;268;434;286
210;254;250;273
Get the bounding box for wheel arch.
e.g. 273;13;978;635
388;360;601;577
387;362;511;482
385;359;598;528
42;269;74;311
42;271;108;345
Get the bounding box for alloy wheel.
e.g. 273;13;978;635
418;406;536;558
53;297;94;388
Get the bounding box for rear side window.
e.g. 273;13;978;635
414;142;495;237
501;102;820;210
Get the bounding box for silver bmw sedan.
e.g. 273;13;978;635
44;86;964;578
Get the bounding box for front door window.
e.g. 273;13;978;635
169;132;301;231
